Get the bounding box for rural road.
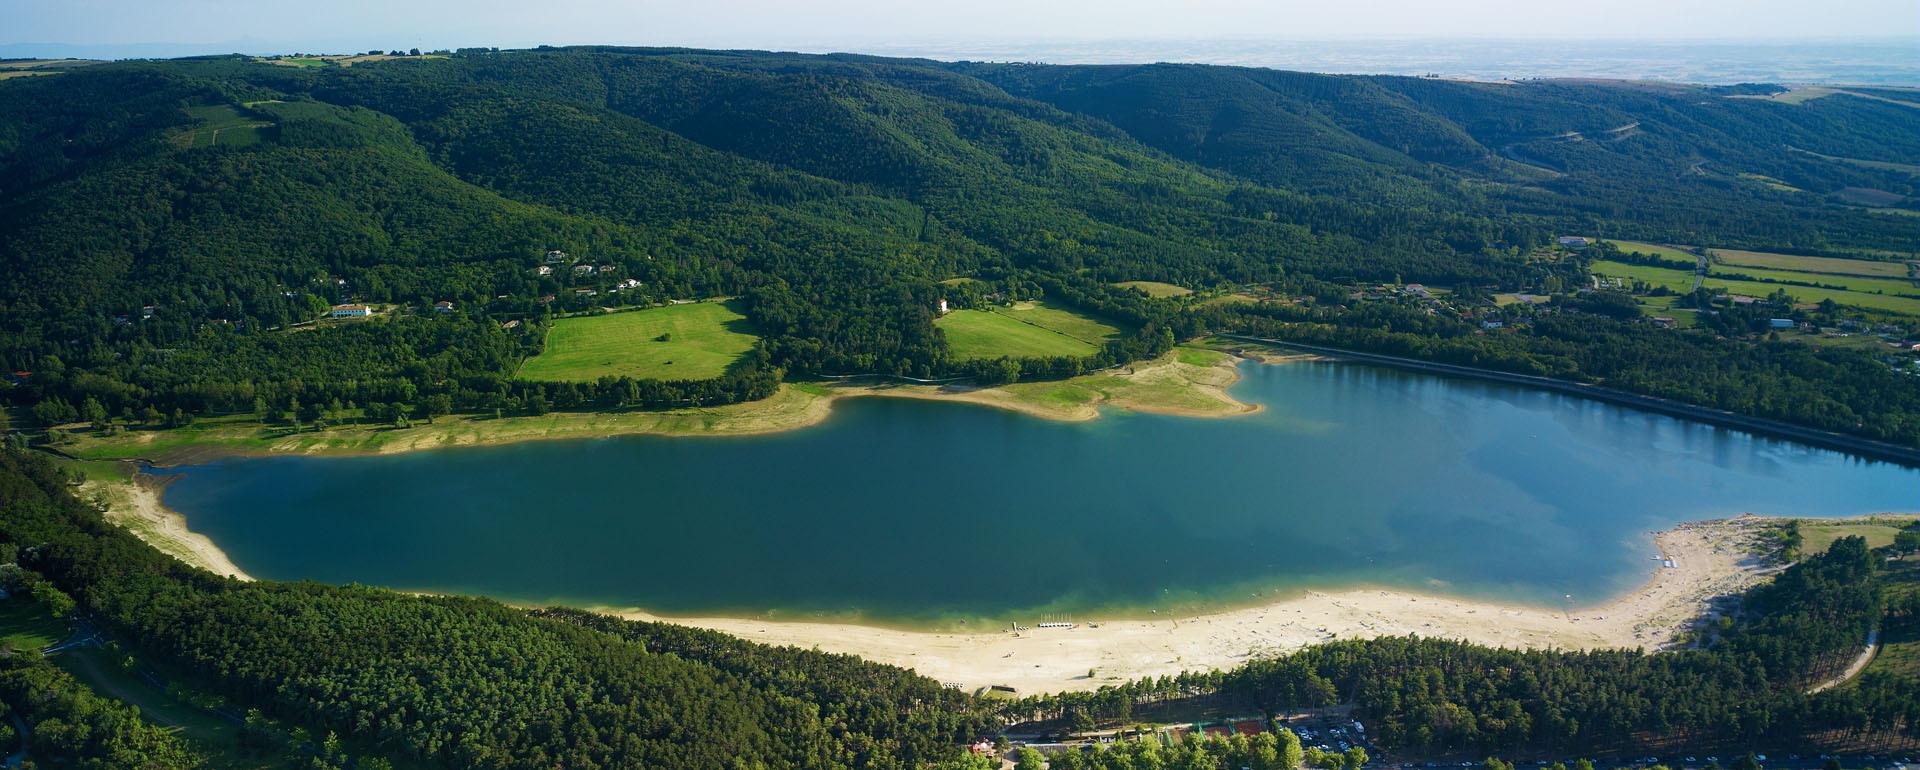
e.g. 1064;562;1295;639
1809;628;1879;694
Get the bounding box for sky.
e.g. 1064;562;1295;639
3;0;1918;59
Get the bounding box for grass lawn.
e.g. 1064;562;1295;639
937;301;1127;360
517;301;758;382
1114;280;1193;298
1712;249;1914;279
0;598;68;653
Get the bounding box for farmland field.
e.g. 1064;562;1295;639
1707;264;1919;295
1593;260;1920;315
1114;280;1193;297
937;301;1127;360
1712;249;1914;278
1605;239;1697;263
517;301;758;382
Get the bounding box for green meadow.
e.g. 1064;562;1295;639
936;301;1128;360
517;301;759;382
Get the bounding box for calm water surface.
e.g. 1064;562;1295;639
161;362;1920;625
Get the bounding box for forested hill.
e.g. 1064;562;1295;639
962;62;1920;249
1;46;1917;444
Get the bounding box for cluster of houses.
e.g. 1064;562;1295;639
535;249;646;303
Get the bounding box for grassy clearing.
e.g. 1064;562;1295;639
517;301;758;382
937;301;1126;361
1114;280;1193;298
995;301;1128;345
1604;239;1697;263
170;104;272;149
0;598;68;653
1801;519;1910;555
1737;172;1803;192
939;310;1099;359
1713;249;1914;278
1868;555;1920;682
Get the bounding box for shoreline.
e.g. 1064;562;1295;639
61;346;1259;467
81;475;252;581
587;516;1785;694
98;476;1882;695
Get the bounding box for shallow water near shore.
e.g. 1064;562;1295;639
159;361;1920;627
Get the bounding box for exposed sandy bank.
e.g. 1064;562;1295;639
594;516;1783;695
82;476;252;580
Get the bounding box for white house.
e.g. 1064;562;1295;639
544;249;570;264
329;304;371;318
433;300;455;313
937;298;950;315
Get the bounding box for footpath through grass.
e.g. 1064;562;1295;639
518;301;758;382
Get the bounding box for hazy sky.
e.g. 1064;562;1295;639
4;0;1917;56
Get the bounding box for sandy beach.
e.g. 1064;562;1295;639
83;476;253;581
595;516;1778;694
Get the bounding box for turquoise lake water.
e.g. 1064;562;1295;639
159;361;1920;625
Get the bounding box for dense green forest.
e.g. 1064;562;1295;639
2;447;1917;767
1;47;1917;447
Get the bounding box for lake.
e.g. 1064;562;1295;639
160;361;1920;626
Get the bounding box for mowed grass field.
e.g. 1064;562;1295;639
1592;260;1920;315
1712;249;1915;279
937;301;1128;360
1114;280;1193;298
518;301;758;382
